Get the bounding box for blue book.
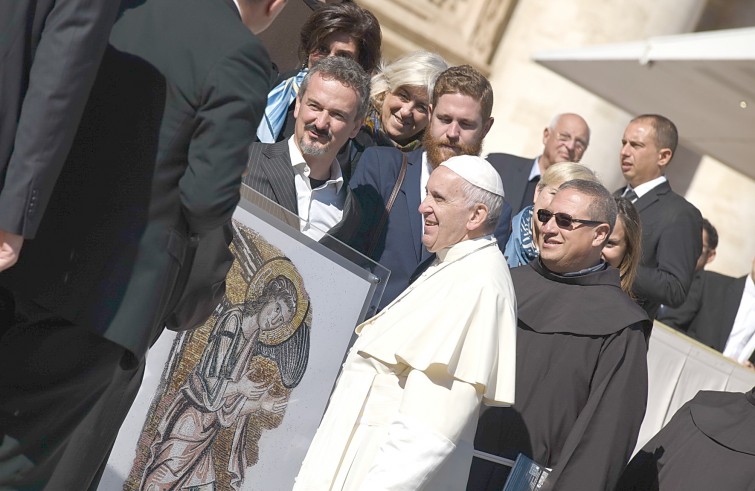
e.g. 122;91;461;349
502;453;550;491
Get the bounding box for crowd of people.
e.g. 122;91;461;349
1;0;753;490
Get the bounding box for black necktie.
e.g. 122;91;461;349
623;187;638;202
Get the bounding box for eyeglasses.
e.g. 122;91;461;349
537;209;605;229
556;132;587;152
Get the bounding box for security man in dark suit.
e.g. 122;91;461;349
616;114;703;319
0;0;286;487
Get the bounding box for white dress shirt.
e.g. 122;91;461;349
288;137;345;241
528;157;542;182
626;175;668;201
723;273;755;363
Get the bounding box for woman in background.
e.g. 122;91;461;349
602;196;642;295
342;50;448;177
256;2;382;144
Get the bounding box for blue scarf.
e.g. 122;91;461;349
256;69;307;143
504;205;539;269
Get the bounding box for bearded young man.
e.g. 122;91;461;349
349;65;512;309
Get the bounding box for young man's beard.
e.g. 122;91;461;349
422;131;483;168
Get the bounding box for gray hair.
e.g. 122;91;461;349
370;51;449;105
299;56;371;122
558;179;617;236
459;179;503;232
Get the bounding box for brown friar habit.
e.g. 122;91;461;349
616;387;755;491
468;259;650;491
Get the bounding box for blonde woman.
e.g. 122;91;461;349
344;51;448;175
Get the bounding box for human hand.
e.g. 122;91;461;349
235;376;270;400
259;391;287;415
0;230;24;272
742;360;754;371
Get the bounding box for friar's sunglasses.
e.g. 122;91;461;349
536;209;605;229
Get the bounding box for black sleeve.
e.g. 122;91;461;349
0;0;120;237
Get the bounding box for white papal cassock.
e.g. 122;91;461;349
294;235;517;490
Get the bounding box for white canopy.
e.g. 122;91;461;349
534;28;755;179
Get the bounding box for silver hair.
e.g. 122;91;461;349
299;56;372;122
370;51;449;104
459;179;503;232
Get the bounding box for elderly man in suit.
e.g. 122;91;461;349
616;114;703;319
487;113;591;215
243;55;370;243
349;65;513;310
0;0;285;488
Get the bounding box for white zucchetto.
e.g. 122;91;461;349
440;155;505;197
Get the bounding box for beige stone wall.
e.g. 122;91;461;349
358;0;516;71
685;157;755;277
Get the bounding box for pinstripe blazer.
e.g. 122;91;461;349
244;140;299;213
243;139;363;245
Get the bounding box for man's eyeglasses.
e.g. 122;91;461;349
537;209;605;229
556;132;587;152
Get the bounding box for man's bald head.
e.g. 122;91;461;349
540;113;590;169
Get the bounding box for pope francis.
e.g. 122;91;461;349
293;155;517;490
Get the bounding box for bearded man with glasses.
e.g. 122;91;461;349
469;179;650;491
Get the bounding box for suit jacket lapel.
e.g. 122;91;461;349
261;141;298;214
631;180;671;213
403;149;424;261
219;0;241;18
509;159;531;213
